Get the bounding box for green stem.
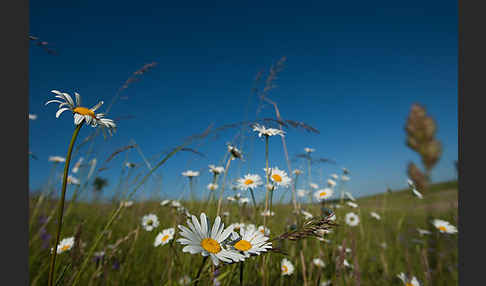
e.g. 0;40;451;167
240;262;244;286
249;188;258;216
216;156;232;217
194;256;208;286
47;123;82;286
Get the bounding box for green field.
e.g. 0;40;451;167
29;180;458;286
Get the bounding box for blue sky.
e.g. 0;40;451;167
29;0;457;202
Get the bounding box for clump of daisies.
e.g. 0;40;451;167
142;214;159;231
177;213;245;266
154;228;175;247
432;219;458;234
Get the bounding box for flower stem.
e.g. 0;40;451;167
47;123;82;286
240;262;244;286
194;256;208;286
249;188;258;220
216;156;232;217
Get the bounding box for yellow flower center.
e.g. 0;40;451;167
234;240;252;251
272;174;282;182
319;191;327;197
438;226;446;232
406;283;413;286
201;238;221;254
282;265;288;273
161;235;170;242
259;228;265;234
61;244;71;252
244;179;254;185
73;107;95;118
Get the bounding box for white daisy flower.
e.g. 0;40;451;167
328;213;337;221
327;179;336;187
182;170;199;177
344;192;356;201
53;236;75;254
67;175;80;185
209;165;224;174
154;228;175;247
337;246;352;254
345;212;360;227
49;156;65;163
293;169;303;175
370;212;381;220
29;113;38;120
222;211;230;217
142;214;159;231
207;183;219;191
343;259;353;269
313;258;326;268
314;188;333;202
346;201;358;208
380;242;388;249
178;275;191;285
341;175;350;181
297;189;308;197
257;225;270;236
309;183;319;189
232;225;272;258
260;210;275;217
333;204;342;209
45;90;116;130
176;213;245;266
252;123;285;138
71;157;84;174
304;147;315;154
161;200;171;206
301;210;313;220
281;258;295;276
239;197;250;205
432;219;458;234
230;223;245;232
417;228;432;236
236;174;263;191
397;272;421;286
264;167;291;188
244;224;256;233
320;281;331;286
171;201;182;208
412;188;423;199
330;174;339;180
227;144;243;159
314;229;333;236
121;200;134;207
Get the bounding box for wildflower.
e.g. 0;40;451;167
432;219;458;234
67;175;80;185
260;210;275;217
230;223;245;232
343;259;353;269
72;157;84;173
380;242;388;249
314;188;333;202
293;169;303;175
417;228;432;236
176;213;245;266
182;170;199;177
207;183;219;191
330;174;338;180
142;214;159;231
301;210;313;220
327;179;336;187
344;192;356;201
264;167;291;188
227;144;243;159
412;188;423;199
397;273;421;286
313;258;325;268
161;200;171;206
29;113;37;120
341;175;350;181
370;211;381;220
309;183;319;189
346;201;358;208
320;281;331;286
345;212;360;227
297;189;308;197
236;174;263;190
209;165;225;174
178;275;191;285
238;197;250;205
53;236;75;254
227;196;236;202
281;258;295;275
49;156;65;163
232;225;272;258
337;246;352;254
171;201;182;208
154;228;175;247
121;201;134;207
252;123;285;138
257;225;270;236
304;147;315;153
45;90;116;130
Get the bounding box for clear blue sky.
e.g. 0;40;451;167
28;0;458;202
